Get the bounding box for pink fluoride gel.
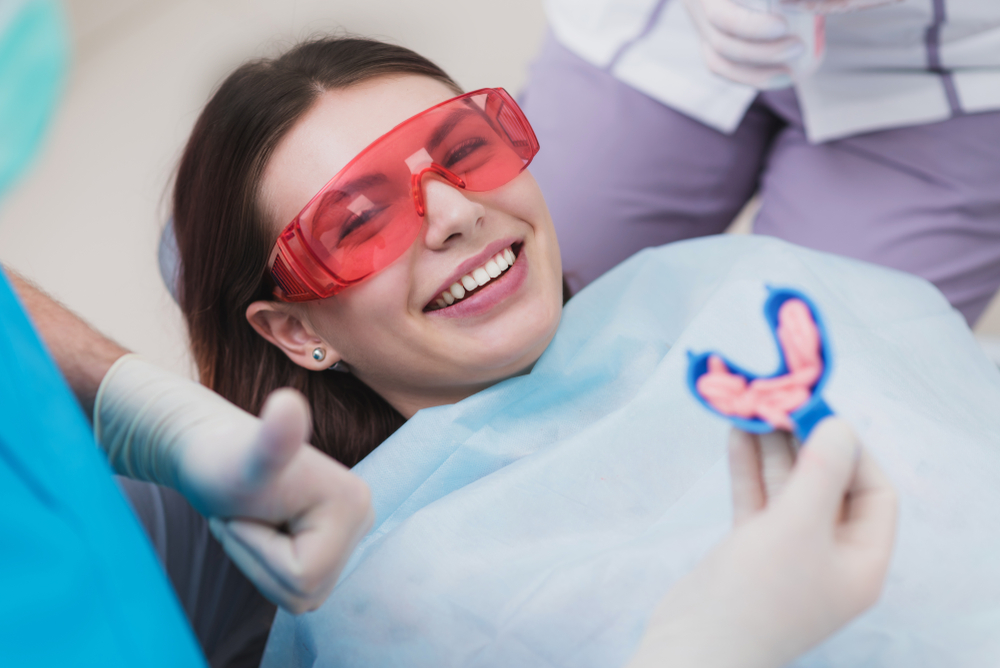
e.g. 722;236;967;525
696;299;822;431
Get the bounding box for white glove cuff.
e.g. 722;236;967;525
93;354;239;488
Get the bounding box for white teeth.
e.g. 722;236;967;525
430;245;518;310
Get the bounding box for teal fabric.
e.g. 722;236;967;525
0;0;68;200
264;236;1000;668
0;272;207;666
0;2;206;663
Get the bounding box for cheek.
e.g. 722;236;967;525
312;263;415;352
348;251;418;313
488;176;563;325
493;172;548;222
519;195;562;295
502;175;561;270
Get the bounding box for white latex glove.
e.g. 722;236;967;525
682;0;900;88
682;0;805;88
94;354;373;614
628;418;898;668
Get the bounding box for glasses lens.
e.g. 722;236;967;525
289;89;538;292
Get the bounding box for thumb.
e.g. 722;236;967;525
778;417;860;526
246;388;312;486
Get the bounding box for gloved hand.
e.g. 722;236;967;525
681;0;900;88
682;0;806;88
94;354;373;614
628;418;898;668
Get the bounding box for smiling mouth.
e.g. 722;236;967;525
425;243;522;312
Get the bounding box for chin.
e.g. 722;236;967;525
482;305;561;375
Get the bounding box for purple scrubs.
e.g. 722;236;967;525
520;32;1000;324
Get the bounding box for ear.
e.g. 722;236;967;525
246;301;342;372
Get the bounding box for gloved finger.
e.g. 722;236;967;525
778;417;861;527
836;447;897;608
703;0;790;41
728;429;765;526
838;446;897;551
701;44;793;89
702;23;804;66
211;468;373;614
244;388;312;488
209;516;333;614
758;430;796;501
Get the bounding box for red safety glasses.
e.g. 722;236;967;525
268;88;539;302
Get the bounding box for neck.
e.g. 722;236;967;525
363;364;537;420
384;389;483;420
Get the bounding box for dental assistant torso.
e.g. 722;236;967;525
544;0;1000;140
522;0;1000;324
0;1;204;664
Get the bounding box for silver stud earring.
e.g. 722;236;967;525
312;348;326;362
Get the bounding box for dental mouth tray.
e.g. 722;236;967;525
687;287;834;441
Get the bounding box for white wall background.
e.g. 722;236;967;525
2;0;998;379
0;0;548;377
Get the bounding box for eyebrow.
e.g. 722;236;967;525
426;108;476;153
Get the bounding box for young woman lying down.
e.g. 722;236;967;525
164;36;1000;668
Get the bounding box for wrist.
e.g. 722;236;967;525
626;533;804;668
5;267;128;416
93;354;242;488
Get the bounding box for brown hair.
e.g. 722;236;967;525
172;36;462;466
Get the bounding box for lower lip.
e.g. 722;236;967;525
426;250;528;319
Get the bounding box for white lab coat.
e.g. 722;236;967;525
545;0;1000;142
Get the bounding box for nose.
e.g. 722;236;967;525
420;175;486;250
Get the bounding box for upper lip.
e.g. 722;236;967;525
427;237;520;307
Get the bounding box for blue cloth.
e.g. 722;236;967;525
0;0;68;200
0;274;207;666
264;236;1000;668
0;2;206;663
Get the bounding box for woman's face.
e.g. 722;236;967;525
256;75;563;417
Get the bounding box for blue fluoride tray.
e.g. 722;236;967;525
686;287;834;441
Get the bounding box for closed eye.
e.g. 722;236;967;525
338;206;387;244
444;137;488;169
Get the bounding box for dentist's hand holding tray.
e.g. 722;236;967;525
627;289;897;668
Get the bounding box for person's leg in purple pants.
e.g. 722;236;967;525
755;90;1000;324
521;32;1000;324
519;32;782;294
